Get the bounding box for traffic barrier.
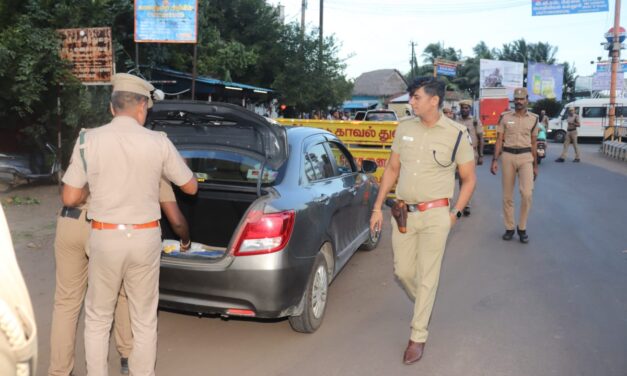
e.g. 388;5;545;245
602;140;627;161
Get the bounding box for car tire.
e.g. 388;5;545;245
359;227;381;251
554;130;566;143
289;255;328;333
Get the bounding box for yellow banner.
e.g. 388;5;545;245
274;118;398;145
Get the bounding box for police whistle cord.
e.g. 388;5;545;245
0;299;31;376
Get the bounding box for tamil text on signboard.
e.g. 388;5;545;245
135;0;198;43
58;27;114;83
532;0;609;16
592;71;624;91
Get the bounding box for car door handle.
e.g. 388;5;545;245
314;195;329;203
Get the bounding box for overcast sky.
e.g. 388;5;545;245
268;0;626;80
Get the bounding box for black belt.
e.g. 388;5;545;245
60;206;84;220
503;147;531;154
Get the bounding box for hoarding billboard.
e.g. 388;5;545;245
479;59;524;100
532;0;608;16
527;62;564;101
592;71;624;90
135;0;198;43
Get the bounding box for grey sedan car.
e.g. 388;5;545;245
148;101;380;333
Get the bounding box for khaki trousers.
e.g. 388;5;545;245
84;227;161;376
501;152;534;231
391;206;451;343
49;210;133;376
559;130;580;159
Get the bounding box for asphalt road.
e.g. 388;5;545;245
3;142;627;376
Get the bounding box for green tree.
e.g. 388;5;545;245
272;25;352;114
532;98;562;118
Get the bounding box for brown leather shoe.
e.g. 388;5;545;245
403;340;425;364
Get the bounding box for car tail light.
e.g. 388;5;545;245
226;309;256;317
232;210;295;256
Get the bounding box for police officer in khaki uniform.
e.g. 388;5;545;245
62;73;197;376
490;87;539;243
49;179;191;376
555;107;581;162
457;99;484;216
370;77;476;365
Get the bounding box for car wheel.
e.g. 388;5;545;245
359;227;381;251
554;130;566;143
289;255;328;333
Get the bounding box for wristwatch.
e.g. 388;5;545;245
451;208;462;218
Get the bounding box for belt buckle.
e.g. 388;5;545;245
117;224;127;230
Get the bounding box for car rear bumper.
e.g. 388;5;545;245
158;250;313;318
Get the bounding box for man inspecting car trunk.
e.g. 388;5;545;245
370;77;476;365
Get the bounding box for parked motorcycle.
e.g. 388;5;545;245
536;139;547;165
0;143;60;192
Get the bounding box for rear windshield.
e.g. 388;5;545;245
180;150;278;184
365;112;397;121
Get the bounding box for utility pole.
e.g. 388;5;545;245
319;0;324;69
409;41;418;81
301;0;307;40
608;0;622;140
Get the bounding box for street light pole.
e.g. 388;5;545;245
608;0;621;140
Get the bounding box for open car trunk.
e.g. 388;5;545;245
160;185;263;261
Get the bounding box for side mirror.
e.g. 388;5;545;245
361;159;378;173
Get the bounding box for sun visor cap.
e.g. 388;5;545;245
111;73;155;108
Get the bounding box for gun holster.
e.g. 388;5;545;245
391;200;408;233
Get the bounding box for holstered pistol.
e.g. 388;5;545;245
391;200;408;233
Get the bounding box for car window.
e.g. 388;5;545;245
304;143;334;181
354;112;365;121
582;107;606;118
327;142;356;175
616;107;626;117
179;150;278;184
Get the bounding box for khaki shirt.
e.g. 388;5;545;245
497;111;539;148
63;116;192;224
391;115;474;203
567;114;580;131
457;116;483;149
159;178;176;203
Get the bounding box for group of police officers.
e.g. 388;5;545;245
40;74;541;375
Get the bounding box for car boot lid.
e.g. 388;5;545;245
148;101;288;169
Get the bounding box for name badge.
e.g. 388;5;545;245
402;136;414;141
507;121;515;124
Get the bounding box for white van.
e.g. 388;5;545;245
548;98;627;142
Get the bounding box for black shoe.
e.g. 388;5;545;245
555;158;565;162
463;206;471;216
502;229;515;241
573;158;580;162
517;227;529;243
120;357;129;375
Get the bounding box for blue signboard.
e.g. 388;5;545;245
135;0;197;43
437;64;456;77
532;0;608;16
596;61;627;73
527;62;564;101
